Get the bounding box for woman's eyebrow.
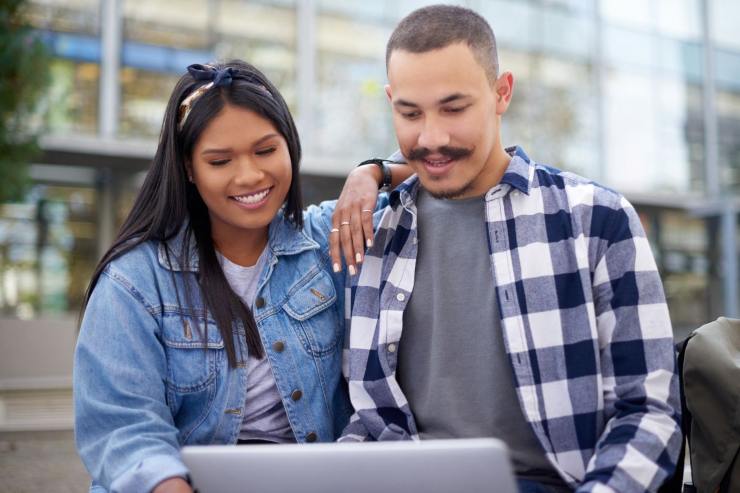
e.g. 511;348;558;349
200;133;280;155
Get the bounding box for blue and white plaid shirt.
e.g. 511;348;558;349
341;147;682;493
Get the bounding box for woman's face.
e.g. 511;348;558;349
189;103;292;248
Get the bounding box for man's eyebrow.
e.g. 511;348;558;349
393;93;471;108
393;99;418;108
438;93;470;104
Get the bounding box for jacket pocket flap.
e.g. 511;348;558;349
283;269;337;321
162;315;225;349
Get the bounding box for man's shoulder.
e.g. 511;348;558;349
529;161;625;209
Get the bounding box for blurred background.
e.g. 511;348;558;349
0;0;739;491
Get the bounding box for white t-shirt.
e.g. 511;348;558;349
218;249;295;443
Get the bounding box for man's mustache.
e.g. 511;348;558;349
407;146;473;161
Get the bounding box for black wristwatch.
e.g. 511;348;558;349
358;158;394;192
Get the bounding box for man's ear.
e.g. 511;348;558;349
385;84;392;102
495;72;514;114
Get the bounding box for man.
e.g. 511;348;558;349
340;5;681;493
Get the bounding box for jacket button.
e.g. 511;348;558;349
272;341;285;352
255;297;266;309
306;432;317;442
291;389;303;401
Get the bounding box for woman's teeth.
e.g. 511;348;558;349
233;189;270;204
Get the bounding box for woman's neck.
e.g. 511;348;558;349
212;227;269;267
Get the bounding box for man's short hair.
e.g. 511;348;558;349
386;4;499;81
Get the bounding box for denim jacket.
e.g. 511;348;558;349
74;201;358;493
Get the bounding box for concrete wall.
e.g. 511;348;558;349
0;317;76;431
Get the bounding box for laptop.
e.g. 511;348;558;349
181;438;517;493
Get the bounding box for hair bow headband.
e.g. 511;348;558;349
177;64;270;130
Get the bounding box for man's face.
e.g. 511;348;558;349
386;42;511;199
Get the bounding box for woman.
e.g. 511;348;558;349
74;60;408;493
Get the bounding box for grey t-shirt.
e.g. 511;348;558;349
218;250;295;443
396;189;569;490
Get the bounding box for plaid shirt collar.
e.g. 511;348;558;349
388;145;533;209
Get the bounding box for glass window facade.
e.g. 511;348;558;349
215;0;297;112
316;7;393;159
5;0;740;329
44;59;100;135
712;2;740;193
25;0;100;35
118;0;297;139
26;0;101;136
0;183;97;318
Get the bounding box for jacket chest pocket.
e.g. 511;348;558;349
282;269;340;358
161;315;224;393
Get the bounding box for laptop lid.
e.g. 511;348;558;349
181;438;517;493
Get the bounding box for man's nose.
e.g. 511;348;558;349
417;118;451;150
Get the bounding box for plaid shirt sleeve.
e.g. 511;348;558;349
576;193;681;493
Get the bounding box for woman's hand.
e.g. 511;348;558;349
330;164;383;275
152;477;193;493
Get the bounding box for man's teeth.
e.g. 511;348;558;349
233;189;270;204
425;158;452;166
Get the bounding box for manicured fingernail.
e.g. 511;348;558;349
366;239;373;248
355;253;362;263
349;265;357;276
333;263;341;273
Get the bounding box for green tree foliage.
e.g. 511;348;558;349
0;0;50;203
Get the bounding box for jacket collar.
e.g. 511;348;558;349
389;145;533;209
157;211;319;272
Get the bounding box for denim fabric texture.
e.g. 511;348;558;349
74;200;364;493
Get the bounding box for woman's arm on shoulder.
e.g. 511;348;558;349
74;267;189;493
328;159;412;275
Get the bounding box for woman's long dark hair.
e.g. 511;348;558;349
82;60;304;366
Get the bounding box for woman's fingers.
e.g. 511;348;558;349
361;208;374;249
328;225;342;273
329;208;371;275
350;210;366;265
338;219;356;276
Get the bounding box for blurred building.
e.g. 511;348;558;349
1;0;740;432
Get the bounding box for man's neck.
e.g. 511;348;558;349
473;144;514;195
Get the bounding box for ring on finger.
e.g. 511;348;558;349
361;209;373;213
340;221;351;226
330;228;340;233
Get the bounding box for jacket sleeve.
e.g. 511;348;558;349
578;196;682;493
74;269;188;493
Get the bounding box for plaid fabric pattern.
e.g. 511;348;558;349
341;147;682;493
